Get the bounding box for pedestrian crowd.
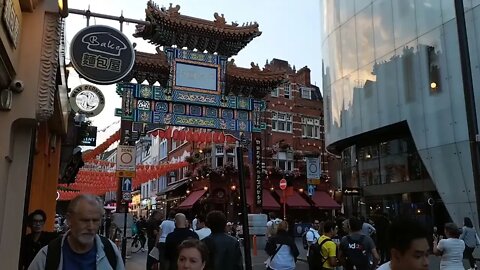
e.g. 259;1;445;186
17;193;480;270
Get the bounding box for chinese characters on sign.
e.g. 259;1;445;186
70;25;135;85
254;138;263;207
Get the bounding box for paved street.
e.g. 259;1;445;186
125;249;309;270
123;237;475;270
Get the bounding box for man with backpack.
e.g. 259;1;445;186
303;220;321;270
28;194;124;270
339;217;379;270
309;221;338;270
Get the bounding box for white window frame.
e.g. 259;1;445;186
301;87;312;99
284;84;291;99
271;87;279;97
160;139;168;161
271;111;293;133
276;151;294;171
302;117;320;139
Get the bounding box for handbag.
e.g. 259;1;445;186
264;244;283;269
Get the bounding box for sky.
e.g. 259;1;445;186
65;0;322;147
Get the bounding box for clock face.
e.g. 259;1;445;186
217;190;225;198
75;90;100;112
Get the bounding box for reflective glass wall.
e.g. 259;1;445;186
322;0;480;226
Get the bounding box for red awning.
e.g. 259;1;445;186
312;191;341;209
275;190;311;209
177;190;206;209
247;189;281;210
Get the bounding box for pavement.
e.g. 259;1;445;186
123;237;473;270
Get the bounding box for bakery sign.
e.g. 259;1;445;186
70;25;135;85
69;84;105;117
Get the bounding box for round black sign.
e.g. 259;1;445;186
70;25;135;85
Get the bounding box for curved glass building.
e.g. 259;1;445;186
321;0;480;226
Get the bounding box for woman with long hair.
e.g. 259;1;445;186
460;217;479;270
177;239;209;270
433;222;465;270
264;220;299;270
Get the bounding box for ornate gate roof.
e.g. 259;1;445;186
133;1;262;57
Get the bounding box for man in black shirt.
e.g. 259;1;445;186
20;209;58;269
145;210;161;270
165;213;199;270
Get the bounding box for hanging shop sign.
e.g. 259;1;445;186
79;125;98;146
70;25;135;85
70;84;105;117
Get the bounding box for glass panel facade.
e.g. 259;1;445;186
342;137;430;188
321;0;480;225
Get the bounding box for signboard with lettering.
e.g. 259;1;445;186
70;25;135;85
70;84;105;117
306;157;321;180
79;125;97;147
116;145;136;175
343;187;362;196
253;136;263;207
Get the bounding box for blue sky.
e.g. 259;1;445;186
66;0;322;145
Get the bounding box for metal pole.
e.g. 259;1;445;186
69;8;151;25
122;202;128;264
454;0;480;227
237;145;252;270
283;190;286;220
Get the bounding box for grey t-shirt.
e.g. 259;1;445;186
340;233;376;262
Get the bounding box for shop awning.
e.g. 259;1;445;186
247;189;281;210
311;191;341;209
157;179;189;195
177;190;207;209
276;190;310;209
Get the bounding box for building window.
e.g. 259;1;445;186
301;87;312;99
284;84;291;99
160;139;168;161
276;151;294;171
302;117;320;138
271;87;279;97
214;145;235;167
272;112;293;133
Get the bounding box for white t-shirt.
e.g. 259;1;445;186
192;218;198;230
377;262;391;270
159;219;175;243
195;227;212;240
305;228;320;257
437;238;465;270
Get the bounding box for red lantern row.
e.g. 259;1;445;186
149;128;237;144
58;161;189;198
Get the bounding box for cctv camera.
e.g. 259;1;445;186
10;80;24;93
